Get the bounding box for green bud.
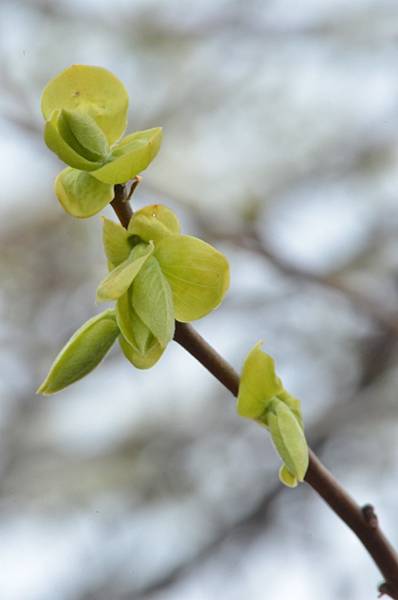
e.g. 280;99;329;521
37;309;119;395
267;400;309;482
58;109;110;162
44;110;103;171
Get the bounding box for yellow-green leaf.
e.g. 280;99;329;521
237;342;284;420
132;256;175;347
96;242;154;303
45;110;103;171
91;128;162;184
41;64;129;144
116;290;157;354
278;389;303;428
267;401;309;482
119;334;164;370
102;217;132;268
155;235;229;322
55;168;114;218
128;204;180;244
37;309;119;395
279;464;298;488
59;109;110;162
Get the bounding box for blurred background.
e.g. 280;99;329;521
1;0;398;598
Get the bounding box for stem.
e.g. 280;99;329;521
174;321;398;597
110;183;134;228
174;321;238;396
112;191;398;598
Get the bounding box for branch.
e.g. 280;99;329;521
184;211;398;339
247;229;398;337
111;189;398;598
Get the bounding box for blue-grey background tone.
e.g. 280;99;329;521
1;1;398;598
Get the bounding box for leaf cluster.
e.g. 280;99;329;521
237;343;309;486
41;65;162;217
38;65;308;492
38;205;230;393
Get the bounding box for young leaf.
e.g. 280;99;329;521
154;235;229;322
59;109;110;162
117;290;157;354
102;217;132;268
41;64;129;144
267;401;309;482
55;168;114;218
44;110;103;171
278;389;304;428
237;342;284;419
37;309;119;395
119;334;164;370
279;464;298;488
128;204;180;244
132;256;175;347
90;128;162;184
96;242;154;302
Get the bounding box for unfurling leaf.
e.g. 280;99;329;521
237;342;308;485
132;256;175;347
58;109;110;162
102;217;132;268
37;309;119;395
155;235;229;322
237;342;283;420
44;110;103;171
267;401;309;482
119;334;164;369
91;128;163;184
279;464;298;488
41;64;129;144
55;168;114;218
128;204;180;244
116;290;156;354
96;242;154;302
277;389;304;428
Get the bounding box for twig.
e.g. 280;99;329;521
185;216;398;339
111;188;398;598
110;183;135;227
131;326;397;597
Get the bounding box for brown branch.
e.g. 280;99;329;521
127;327;397;598
110;183;134;227
247;230;398;337
111;189;398;598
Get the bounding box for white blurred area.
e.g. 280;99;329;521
1;1;398;598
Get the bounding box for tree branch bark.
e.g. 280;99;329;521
111;189;398;598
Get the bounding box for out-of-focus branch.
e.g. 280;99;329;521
248;228;398;336
184;211;398;338
142;175;398;338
